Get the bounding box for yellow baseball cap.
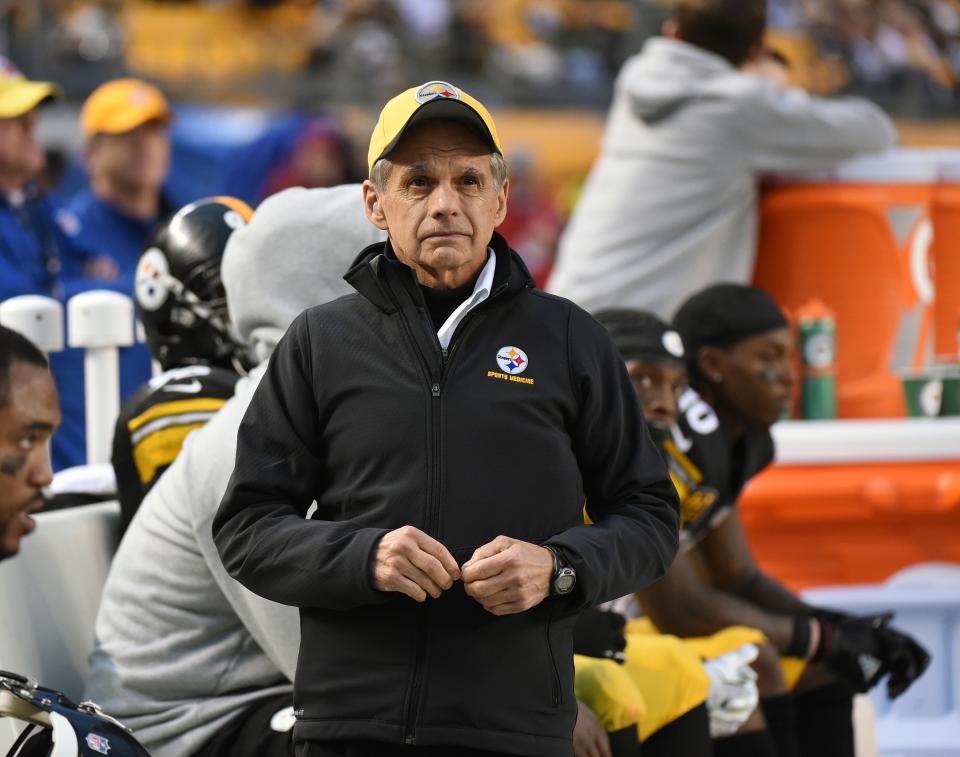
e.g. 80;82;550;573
81;78;171;138
367;80;504;173
0;57;59;119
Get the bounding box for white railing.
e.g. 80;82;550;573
0;291;136;466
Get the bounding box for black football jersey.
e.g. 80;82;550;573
111;364;239;533
662;388;775;548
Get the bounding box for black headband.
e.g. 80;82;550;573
673;284;788;358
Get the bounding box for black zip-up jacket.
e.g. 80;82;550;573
213;233;679;756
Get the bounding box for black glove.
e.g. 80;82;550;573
813;608;931;699
874;624;931;699
815;612;893;693
573;608;627;663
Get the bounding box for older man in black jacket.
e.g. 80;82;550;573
213;81;679;757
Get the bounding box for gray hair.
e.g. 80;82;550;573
370;152;508;194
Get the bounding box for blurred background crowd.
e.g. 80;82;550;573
3;2;958;288
9;1;960;112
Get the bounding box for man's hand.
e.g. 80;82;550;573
573;700;612;757
814;607;930;699
461;535;554;616
372;526;460;602
84;255;120;281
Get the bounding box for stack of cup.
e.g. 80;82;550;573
901;363;960;418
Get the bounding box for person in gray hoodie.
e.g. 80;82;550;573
546;0;898;319
83;184;386;757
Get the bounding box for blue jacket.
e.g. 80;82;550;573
0;188;148;470
66;188;176;289
59;190;173;467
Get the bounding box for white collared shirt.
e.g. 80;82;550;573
436;249;496;350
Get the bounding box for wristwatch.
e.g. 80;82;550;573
545;545;577;596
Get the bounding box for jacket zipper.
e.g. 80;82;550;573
544;617;562;706
397;284;508;744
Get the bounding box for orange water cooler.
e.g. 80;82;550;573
745;151;960;590
932;160;960;362
753;152;953;418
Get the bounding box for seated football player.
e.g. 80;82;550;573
596;291;929;757
111;196;254;532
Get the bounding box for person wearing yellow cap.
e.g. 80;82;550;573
0;57;66;302
59;79;177;471
66;78;175;285
213;81;679;757
0;57;102;471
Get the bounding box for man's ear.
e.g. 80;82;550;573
362;180;388;230
662;19;679;39
698;346;726;384
493;178;510;228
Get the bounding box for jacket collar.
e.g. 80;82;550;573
344;231;534;314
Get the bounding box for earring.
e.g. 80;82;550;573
711;373;722;383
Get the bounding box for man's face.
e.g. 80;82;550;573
0;108;44;185
363;120;508;288
711;327;795;427
625;358;687;436
88;120;170;191
0;362;59;560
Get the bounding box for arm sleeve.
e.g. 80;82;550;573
547;310;680;609
110;408;144;535
739;84;898;172
212;312;389;610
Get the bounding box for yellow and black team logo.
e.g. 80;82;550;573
663;437;721;547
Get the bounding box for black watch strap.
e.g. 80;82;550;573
545;545;576;596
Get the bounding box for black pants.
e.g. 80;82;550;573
296;741;530;757
193;693;296;757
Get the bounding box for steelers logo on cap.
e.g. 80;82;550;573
662;330;684;358
135;247;171;311
415;81;461;105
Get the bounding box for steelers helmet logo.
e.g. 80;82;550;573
662;330;684;358
496;346;529;375
415;81;461;105
135;247;171;311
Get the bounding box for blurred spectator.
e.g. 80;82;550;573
0;58;70;303
260;119;361;198
0;57;106;470
62;79;178;470
68;78;175;284
0;324;58;563
547;0;897;318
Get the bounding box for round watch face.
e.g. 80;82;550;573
555;570;576;594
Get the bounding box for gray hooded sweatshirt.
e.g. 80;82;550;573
83;185;386;757
546;36;898;318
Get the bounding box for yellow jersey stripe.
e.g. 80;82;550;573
127;398;228;433
132;422;207;484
